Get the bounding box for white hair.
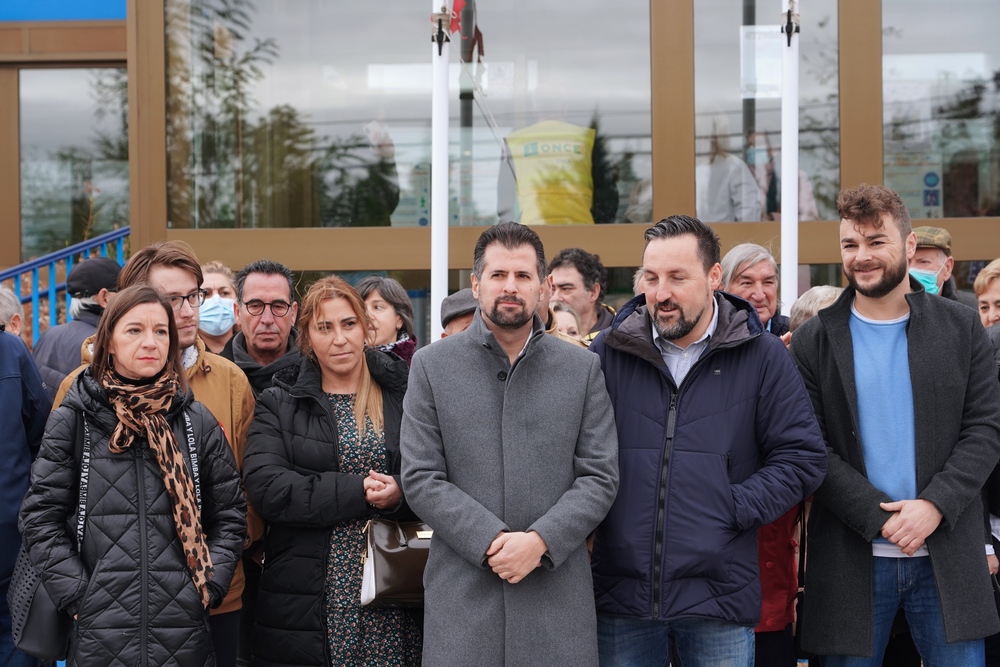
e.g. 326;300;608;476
721;243;777;290
0;285;23;328
789;285;843;332
69;295;99;320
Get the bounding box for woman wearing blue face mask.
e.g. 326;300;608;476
200;261;240;354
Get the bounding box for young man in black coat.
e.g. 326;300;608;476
792;184;1000;665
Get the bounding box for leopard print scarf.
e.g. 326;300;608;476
102;368;215;607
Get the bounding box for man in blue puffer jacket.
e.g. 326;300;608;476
590;215;827;665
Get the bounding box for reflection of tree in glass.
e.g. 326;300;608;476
20;69;129;258
92;68;129;162
590;115;620;224
166;0;403;228
933;69;1000;216
166;0;278;228
318;134;400;227
883;21;1000;217
798;14;840;220
242;105;322;228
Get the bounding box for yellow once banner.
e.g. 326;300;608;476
505;120;596;225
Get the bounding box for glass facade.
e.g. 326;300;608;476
883;0;1000;219
694;0;840;222
163;0;651;229
19;67;130;259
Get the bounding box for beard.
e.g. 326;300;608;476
845;254;909;299
487;296;533;330
651;298;707;341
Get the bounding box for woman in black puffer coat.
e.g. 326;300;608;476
243;275;420;667
19;285;246;666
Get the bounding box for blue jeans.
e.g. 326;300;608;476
597;613;754;667
822;556;983;667
0;608;39;667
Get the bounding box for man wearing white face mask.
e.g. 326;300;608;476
909;226;978;308
200;260;240;355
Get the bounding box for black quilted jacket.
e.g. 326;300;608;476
243;349;413;666
19;369;247;666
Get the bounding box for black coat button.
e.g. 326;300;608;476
497;371;507;381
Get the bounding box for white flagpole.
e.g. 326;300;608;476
780;0;800;315
430;3;451;340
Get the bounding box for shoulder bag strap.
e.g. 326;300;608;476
182;411;202;514
75;411;92;549
797;500;807;592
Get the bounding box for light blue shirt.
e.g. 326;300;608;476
849;302;920;555
651;297;719;386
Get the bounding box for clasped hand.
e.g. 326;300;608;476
363;470;401;509
486;531;548;584
880;499;943;556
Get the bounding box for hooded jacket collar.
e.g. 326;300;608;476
603;292;763;369
231;328;302;394
272;347;408;401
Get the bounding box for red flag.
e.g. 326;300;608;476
450;0;464;33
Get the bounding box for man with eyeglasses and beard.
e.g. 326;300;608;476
401;222;620;666
52;241;257;667
791;184;1000;665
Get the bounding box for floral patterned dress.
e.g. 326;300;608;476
323;393;422;666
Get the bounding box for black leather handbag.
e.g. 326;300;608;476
6;546;73;661
6;411;91;660
360;519;432;608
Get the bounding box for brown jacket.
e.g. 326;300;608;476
54;336;259;615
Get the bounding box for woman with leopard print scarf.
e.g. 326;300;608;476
20;285;246;667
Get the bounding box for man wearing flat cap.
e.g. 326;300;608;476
32;256;120;399
440;287;478;337
908;225;978;308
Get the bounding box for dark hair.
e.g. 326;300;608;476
118;241;204;291
472;221;546;281
547;248;607;302
235;259;297;304
356;275;416;340
643;215;721;272
91;284;186;391
836;184;912;238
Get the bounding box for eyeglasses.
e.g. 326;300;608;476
243;300;292;317
166;289;206;311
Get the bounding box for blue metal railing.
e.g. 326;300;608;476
0;227;130;346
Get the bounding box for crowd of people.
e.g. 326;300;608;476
2;182;1000;667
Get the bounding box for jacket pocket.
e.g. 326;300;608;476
665;450;738;582
74;559;103;632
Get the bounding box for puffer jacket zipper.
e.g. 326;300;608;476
135;446;149;667
649;331;761;620
652;392;677;619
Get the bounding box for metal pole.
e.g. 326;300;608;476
430;3;451;340
742;0;756;144
458;0;475;226
780;0;800;315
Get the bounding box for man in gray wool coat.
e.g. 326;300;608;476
401;221;620;666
